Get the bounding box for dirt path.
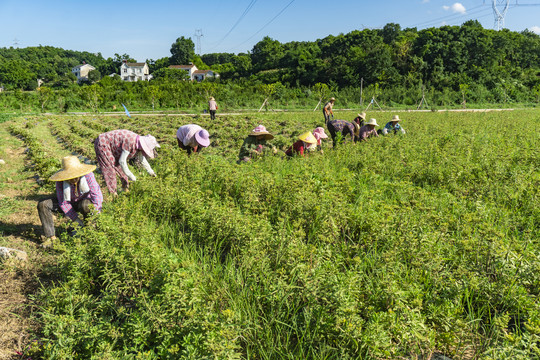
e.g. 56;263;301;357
0;119;64;360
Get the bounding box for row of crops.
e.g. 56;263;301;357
10;110;540;359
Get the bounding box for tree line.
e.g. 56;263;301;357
0;21;539;111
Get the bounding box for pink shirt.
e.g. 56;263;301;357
358;125;379;141
209;100;217;111
56;173;103;221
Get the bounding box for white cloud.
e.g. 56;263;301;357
530;26;540;34
443;3;467;14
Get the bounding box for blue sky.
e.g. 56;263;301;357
0;0;539;62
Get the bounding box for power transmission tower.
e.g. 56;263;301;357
13;38;20;48
194;29;203;54
491;0;510;30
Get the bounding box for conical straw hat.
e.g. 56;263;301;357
49;156;96;182
298;132;317;144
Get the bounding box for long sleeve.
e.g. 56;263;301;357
119;149;136;181
138;153;155;176
56;182;78;221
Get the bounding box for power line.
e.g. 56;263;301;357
231;0;296;51
409;5;487;28
213;0;258;48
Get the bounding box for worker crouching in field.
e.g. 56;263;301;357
353;112;367;127
307;127;328;153
381;115;406;135
176;124;211;155
358;118;379;141
94;129;160;195
326;119;360;147
238;125;277;162
37;156;103;247
285;132;317;157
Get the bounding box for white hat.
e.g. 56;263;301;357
392;115;400;122
366;118;379;127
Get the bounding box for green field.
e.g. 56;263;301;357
6;109;540;359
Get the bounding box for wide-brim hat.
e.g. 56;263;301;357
298;132;317;144
357;112;366;119
392;115;401;122
249;125;274;140
366;118;379;127
329;97;336;101
209;97;215;100
195;129;210;147
139;134;160;159
49;156;96;182
313;127;328;139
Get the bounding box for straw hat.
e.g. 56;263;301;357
139;135;160;159
366;118;379;127
392;115;400;122
357;112;366;120
329;97;336;101
249;125;274;140
49;156;96;182
298;132;317;144
195;129;210;147
313;127;328;140
209;97;215;101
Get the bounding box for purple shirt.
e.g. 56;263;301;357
56;172;103;221
176;124;203;147
358;125;379;141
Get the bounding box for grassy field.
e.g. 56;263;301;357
2;109;539;359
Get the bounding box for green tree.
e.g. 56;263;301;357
88;69;101;83
251;36;284;72
170;36;195;65
37;86;53;111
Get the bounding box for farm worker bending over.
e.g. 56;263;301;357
358;118;380;141
381;115;406;135
176;124;210;155
326;119;360;147
323;97;335;123
353;112;367;127
94;129;160;195
307;127;328;153
208;97;218;121
238;125;277;162
285;131;317;157
37;156;103;246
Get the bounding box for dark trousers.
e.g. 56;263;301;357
209;110;216;120
323;110;331;124
37;196;92;238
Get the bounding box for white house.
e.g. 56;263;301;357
72;63;96;83
120;62;152;82
168;64;219;81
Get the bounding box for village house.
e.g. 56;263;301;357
71;63;96;83
168;64;219;82
120;62;152;82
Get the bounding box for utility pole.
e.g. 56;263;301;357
194;29;203;55
360;78;364;106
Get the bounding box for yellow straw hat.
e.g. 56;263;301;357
298;132;317;144
392;115;400;121
49;156;96;182
357;112;366;119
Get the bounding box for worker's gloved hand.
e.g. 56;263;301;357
128;174;136;181
75;218;84;227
